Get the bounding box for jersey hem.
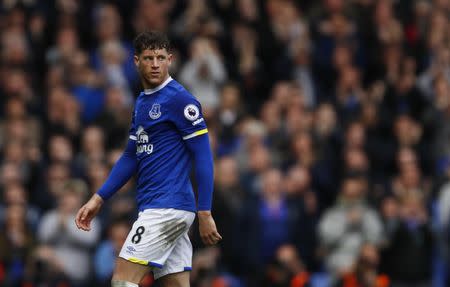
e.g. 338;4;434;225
138;206;197;214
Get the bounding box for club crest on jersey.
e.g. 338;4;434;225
184;104;199;121
149;104;161;119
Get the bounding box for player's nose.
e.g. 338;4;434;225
151;58;159;68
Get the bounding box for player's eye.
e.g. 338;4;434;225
158;56;165;61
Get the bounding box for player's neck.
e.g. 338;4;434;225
143;75;172;94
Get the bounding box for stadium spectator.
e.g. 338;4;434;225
180;37;227;111
94;218;130;286
95;86;133;150
284;164;320;271
66;50;105;123
92;3;140;91
238;168;300;284
318;175;383;280
206;157;246;272
380;192;433;287
264;244;311;287
216;82;245;156
46;85;82;137
0;182;40;230
335;243;389;287
0;204;35;286
76;125;107;168
37;179;101;286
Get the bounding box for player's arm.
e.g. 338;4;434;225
75;139;137;231
170;90;221;245
185;134;222;245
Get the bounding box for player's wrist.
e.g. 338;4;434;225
197;210;211;217
92;193;105;205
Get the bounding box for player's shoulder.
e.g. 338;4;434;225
166;79;199;106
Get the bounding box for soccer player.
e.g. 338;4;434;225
75;31;222;287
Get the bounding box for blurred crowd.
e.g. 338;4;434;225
0;0;450;286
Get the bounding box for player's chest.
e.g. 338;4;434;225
134;97;170;129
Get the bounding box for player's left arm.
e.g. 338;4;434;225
185;134;222;245
170;90;222;245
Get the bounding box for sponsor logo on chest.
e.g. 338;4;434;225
136;126;153;155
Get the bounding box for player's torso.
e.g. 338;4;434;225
132;85;195;211
131;80;199;211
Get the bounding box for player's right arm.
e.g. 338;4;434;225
75;138;137;231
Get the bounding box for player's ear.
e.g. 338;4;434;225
168;53;173;65
134;55;139;67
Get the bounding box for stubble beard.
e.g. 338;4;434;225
142;72;163;88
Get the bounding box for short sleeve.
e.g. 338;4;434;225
170;90;208;140
128;108;137;141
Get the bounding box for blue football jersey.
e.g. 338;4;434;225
128;77;208;212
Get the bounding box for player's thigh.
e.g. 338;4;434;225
158;270;190;287
112;257;151;284
152;219;195;281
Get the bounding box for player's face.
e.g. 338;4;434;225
135;48;172;88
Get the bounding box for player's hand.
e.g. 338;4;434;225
198;210;222;245
75;194;103;231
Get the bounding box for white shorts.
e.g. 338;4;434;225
119;208;196;280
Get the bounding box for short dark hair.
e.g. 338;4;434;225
133;31;171;55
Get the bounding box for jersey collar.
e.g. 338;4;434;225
143;76;173;95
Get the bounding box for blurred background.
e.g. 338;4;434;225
0;0;449;286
